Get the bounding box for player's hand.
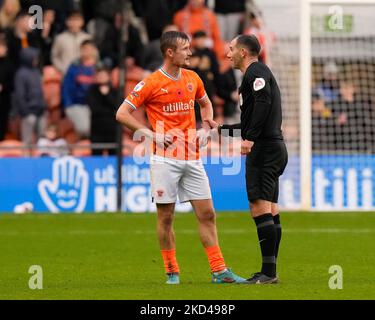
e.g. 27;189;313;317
154;132;174;149
196;128;210;148
202;119;218;130
241;140;254;155
164;133;174;148
38;157;89;213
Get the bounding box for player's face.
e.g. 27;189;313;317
172;39;192;67
227;38;242;69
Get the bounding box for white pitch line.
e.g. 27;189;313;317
0;228;373;236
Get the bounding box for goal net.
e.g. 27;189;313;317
263;0;375;210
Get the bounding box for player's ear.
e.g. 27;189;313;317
166;48;174;58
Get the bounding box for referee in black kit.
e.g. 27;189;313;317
210;35;288;284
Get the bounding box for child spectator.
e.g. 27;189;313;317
61;40;98;140
37;123;68;157
51;10;91;74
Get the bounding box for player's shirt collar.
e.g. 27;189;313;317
159;67;181;81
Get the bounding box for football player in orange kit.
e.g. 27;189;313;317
116;31;246;284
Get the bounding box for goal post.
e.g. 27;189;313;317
299;0;375;210
300;0;312;210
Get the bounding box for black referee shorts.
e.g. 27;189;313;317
245;140;288;203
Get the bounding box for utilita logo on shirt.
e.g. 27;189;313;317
162;100;195;114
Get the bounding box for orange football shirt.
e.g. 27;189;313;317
124;68;207;160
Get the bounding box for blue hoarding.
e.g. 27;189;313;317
0;155;374;212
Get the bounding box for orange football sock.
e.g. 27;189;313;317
161;249;180;274
205;245;227;273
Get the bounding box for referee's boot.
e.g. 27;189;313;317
245;272;278;284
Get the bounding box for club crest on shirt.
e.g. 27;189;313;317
134;81;145;92
253;78;265;91
187;82;194;92
157;190;164;197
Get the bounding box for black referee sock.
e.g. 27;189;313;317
273;214;282;260
254;213;277;278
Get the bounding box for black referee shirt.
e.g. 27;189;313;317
221;61;284;142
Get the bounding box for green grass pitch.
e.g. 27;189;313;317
0;211;374;300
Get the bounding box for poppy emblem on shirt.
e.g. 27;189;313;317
187;83;194;92
176;89;184;98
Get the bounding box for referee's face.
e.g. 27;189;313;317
227;38;242;70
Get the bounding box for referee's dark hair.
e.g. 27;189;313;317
236;34;261;57
160;31;190;57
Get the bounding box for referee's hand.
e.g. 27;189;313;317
241;140;254;155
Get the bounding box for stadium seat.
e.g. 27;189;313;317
0;140;25;157
58;118;77;144
71;139;92;157
5;117;21;141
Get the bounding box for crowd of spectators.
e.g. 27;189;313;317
1;0;372;158
0;0;297;158
312;61;375;153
